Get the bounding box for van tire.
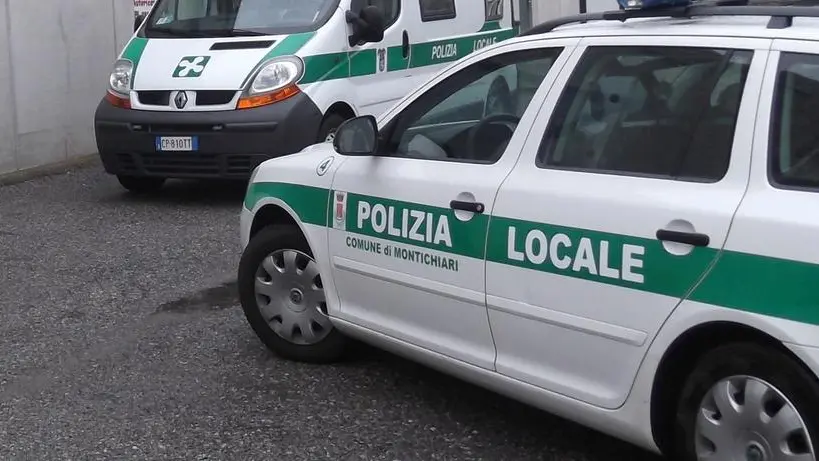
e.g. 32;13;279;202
673;342;819;461
318;113;349;143
238;225;348;363
117;175;166;193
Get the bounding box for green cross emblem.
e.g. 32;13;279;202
173;56;211;78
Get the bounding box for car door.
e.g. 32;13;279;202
328;40;574;369
405;0;517;96
485;36;769;408
346;0;414;117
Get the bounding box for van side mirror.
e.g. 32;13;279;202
345;6;386;46
333;115;379;156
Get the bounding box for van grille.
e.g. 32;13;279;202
196;90;236;106
135;90;238;107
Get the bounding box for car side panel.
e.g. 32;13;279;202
690;41;819;348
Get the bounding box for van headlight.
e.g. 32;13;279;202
238;56;304;110
109;59;134;96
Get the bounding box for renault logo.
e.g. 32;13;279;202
174;91;188;109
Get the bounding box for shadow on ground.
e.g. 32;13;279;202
100;178;249;206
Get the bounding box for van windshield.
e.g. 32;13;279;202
143;0;338;38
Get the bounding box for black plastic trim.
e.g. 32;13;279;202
210;40;275;50
656;229;710;247
449;200;486;213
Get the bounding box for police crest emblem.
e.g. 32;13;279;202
333;191;347;230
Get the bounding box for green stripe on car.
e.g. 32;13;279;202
244;182;329;226
245;182;819;327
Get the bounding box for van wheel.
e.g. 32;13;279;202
318;113;349;143
117;175;166;193
674;343;819;461
238;225;347;363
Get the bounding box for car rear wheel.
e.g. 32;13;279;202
238;225;347;363
116;175;166;193
674;342;819;461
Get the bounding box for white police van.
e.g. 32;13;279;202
238;0;819;459
94;0;517;193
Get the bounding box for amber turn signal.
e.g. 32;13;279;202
237;85;300;110
105;91;131;109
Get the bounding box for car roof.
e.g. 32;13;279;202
515;2;819;44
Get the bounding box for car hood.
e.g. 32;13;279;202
132;35;289;91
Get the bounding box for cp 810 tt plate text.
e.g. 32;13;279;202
156;136;198;152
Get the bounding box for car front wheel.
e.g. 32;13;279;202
675;342;819;461
238;225;347;363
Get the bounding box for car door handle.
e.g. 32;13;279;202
402;30;409;59
656;229;710;247
450;200;485;214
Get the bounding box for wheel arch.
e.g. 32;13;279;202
324;101;356;120
248;199;322;257
649;320;814;455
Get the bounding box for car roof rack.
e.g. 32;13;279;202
520;0;819;36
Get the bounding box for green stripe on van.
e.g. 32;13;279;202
480;21;502;32
121;37;149;80
265;31;316;59
245;182;819;327
409;28;517;68
298;27;517;85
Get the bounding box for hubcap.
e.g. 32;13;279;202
253;249;331;345
695;375;815;461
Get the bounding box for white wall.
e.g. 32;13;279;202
0;0;132;175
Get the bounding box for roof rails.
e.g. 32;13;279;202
520;1;819;36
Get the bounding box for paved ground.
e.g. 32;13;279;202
0;164;663;461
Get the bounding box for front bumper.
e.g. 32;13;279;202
94;93;323;179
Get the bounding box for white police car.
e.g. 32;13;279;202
238;1;819;459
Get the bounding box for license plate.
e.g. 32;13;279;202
155;136;198;152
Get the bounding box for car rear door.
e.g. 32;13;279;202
485;35;770;409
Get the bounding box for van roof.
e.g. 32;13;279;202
519;1;819;43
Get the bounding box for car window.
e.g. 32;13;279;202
770;52;819;190
537;46;753;182
486;0;503;21
380;48;563;164
419;0;455;21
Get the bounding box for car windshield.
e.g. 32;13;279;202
143;0;337;38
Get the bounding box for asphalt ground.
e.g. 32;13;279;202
0;163;664;461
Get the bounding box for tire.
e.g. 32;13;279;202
238;225;348;363
673;342;819;461
317;113;349;143
117;175;166;193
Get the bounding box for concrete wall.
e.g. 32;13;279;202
0;0;133;175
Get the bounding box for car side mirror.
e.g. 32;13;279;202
345;6;386;47
333;115;379;156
